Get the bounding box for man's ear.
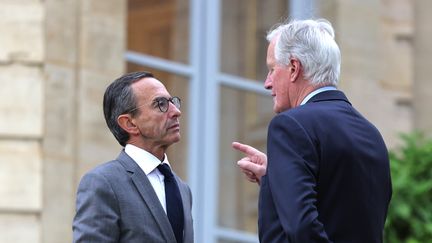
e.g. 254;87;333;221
117;114;140;135
289;59;302;82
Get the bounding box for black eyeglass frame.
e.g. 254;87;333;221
153;96;181;113
126;96;181;114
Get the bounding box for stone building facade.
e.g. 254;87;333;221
0;0;430;242
1;0;124;242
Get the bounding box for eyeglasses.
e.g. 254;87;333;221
153;96;181;113
127;96;181;114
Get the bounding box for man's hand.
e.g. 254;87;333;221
232;142;267;185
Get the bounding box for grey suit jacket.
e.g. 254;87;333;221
73;150;194;243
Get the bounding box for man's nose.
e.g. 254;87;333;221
169;102;181;117
264;76;272;90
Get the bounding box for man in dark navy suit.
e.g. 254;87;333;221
233;19;392;242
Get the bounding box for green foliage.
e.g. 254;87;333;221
384;133;432;242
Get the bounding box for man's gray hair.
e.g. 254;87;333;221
267;19;341;86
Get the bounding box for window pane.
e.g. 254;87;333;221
127;62;190;180
221;0;289;80
218;85;273;233
128;0;189;63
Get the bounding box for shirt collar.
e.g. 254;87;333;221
125;144;170;175
300;86;337;105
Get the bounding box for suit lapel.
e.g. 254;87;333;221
116;151;177;242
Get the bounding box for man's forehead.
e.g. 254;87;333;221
133;77;163;89
133;78;169;97
266;41;276;65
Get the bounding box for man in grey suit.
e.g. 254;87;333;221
73;71;194;243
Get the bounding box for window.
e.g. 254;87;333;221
127;0;313;242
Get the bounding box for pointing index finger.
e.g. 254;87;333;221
232;142;260;157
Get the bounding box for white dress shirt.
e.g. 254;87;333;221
300;86;337;105
125;144;171;213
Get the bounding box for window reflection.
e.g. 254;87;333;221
218;0;287;234
221;0;289;81
218;85;273;233
127;0;289;239
128;0;189;63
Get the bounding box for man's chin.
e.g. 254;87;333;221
165;136;180;148
273;104;280;113
171;134;181;143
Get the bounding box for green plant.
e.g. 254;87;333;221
384;133;432;243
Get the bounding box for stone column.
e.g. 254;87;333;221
43;1;80;242
0;0;44;242
42;0;126;242
75;0;126;178
413;0;432;136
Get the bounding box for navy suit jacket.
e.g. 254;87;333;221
259;90;392;242
73;150;194;243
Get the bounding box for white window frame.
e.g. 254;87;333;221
125;0;315;242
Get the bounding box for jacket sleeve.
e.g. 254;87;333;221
72;171;120;243
267;114;331;242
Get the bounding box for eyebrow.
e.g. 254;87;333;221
153;96;171;101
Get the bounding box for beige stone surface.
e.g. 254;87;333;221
0;0;44;63
338;0;382;80
76;70;122;179
318;0;338;23
41;2;80;242
41;64;77;243
0;140;42;211
0;213;40;243
41;156;75;243
413;0;432;136
75;0;126;179
41;1;126;242
45;0;78;64
80;0;126;73
43;64;77;157
381;0;413;91
336;0;412;148
0;65;43;137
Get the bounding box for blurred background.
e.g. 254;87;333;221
0;0;431;242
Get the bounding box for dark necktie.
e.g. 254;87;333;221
157;163;184;243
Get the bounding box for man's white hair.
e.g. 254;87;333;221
267;19;341;86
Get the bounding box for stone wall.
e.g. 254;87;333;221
0;0;44;242
42;0;126;242
320;0;414;148
0;0;125;242
413;0;432;136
